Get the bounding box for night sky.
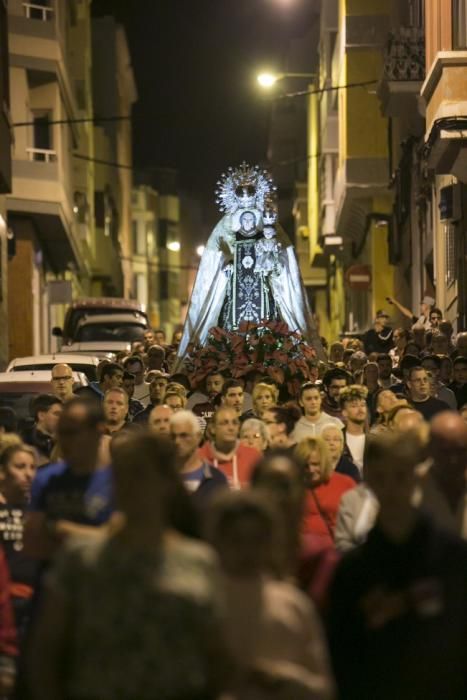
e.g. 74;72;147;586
92;0;319;222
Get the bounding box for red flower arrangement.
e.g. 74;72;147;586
183;321;317;397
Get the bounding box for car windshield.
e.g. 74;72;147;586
66;308;147;340
11;363;98;381
76;323;145;342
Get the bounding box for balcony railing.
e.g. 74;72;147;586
26;147;57;163
23;2;53;21
383;26;425;81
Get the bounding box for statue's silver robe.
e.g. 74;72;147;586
175;215;325;368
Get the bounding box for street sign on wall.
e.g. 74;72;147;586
345;264;372;290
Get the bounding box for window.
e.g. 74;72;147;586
453;0;467;48
73;192;88;225
409;0;424;28
30;111;55;161
33;114;51;150
157;220;168;249
95;191;105;227
24;0;53;21
445;222;456;287
132;220;147;256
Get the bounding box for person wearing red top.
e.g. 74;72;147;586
198;407;261;489
295;436;355;548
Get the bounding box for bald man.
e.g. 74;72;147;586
418;411;467;538
393;409;424;433
51;363;75;402
148;405;173;437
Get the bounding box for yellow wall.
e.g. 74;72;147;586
370;197;394;318
307;85;322;264
346;51;387;159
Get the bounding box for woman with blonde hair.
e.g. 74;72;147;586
295;437;355;547
249;382;279;419
164;390;187;412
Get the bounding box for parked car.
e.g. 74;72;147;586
64;342;130;358
72;313;148;344
6;354;100;382
54;298;148;344
0;370;88;422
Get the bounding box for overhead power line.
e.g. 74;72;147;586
73;152;133;170
276;78;379;99
11;115;131;128
9;78;378;172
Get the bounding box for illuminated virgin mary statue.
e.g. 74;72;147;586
176;163;324;364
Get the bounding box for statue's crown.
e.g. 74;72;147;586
215;162;276;214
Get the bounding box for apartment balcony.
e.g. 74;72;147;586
334;158;390;245
7;146;84;273
8;0;77;125
421;51;467;180
378;26;425;118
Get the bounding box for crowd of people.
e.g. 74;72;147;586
0;312;466;698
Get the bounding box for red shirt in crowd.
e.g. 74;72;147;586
302;473;355;547
198;441;261;489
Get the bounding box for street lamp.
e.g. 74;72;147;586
256;71;315;89
167;241;180;252
196;245;205;257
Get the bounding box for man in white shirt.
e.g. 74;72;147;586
292;382;343;443
340;385;368;473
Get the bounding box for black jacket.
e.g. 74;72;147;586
22;425;54;460
328;514;467;700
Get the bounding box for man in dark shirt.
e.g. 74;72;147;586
363;311;394;355
406;366;449;421
321;368;351;420
448;357;467;409
22;394;63;466
24;398;113;565
103;388;133;436
122;371;144;419
328;432;467;700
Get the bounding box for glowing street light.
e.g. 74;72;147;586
167;241;180;252
256;71;315;89
257;72;279;88
196;245;205;257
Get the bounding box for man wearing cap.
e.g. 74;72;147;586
363;311;394;355
387;295;435;331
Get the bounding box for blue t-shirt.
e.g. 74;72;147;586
30;462;114;526
181;464;207;493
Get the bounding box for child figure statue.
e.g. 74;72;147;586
255;206;282;277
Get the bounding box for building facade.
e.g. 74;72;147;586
6;0;86;358
421;0;467;330
5;2;136;360
131;176;183;340
91;15;136;300
0;0;11;369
